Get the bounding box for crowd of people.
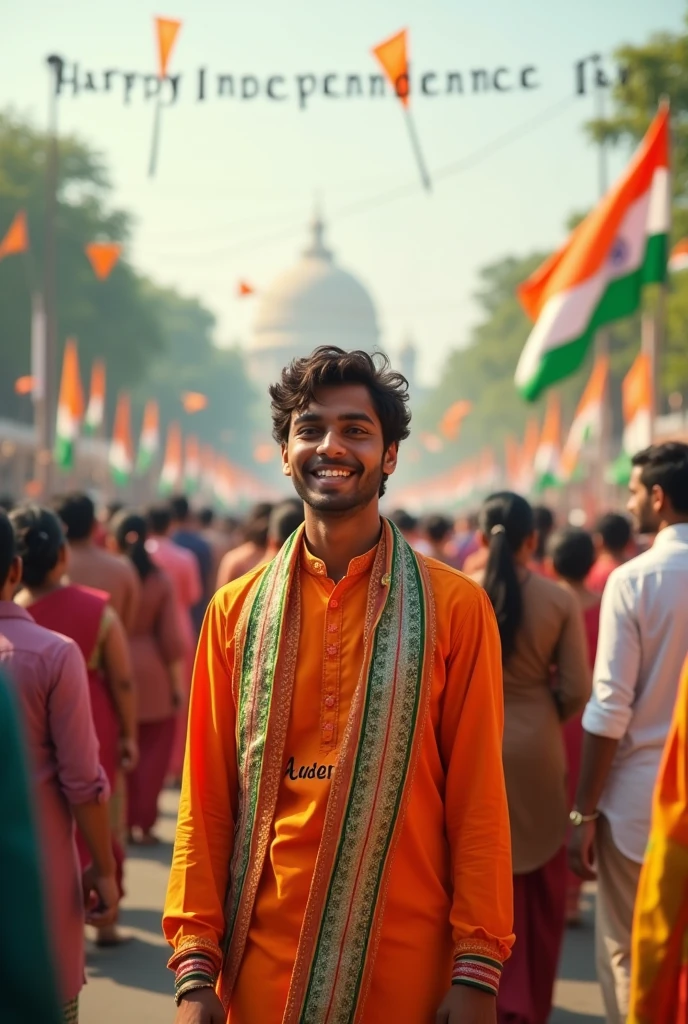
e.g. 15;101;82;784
1;345;688;1024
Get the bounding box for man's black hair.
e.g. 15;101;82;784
632;442;688;514
0;510;16;588
594;513;632;555
51;492;95;541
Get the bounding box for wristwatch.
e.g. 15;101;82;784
569;809;600;826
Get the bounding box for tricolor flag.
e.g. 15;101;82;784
84;360;106;435
159;421;182;495
668;238;688;273
109;393;134;486
54;339;85;471
608;352;653;486
184;435;201;493
622;352;653;457
517;416;541;494
560;355;609;482
534;392;562;491
516;103;670;401
136;399;160;473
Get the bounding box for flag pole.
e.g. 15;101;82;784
40;56;61;499
593;66;611;510
148;96;163;178
403;110;432;192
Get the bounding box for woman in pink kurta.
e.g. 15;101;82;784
112;512;185;842
11;505;136;948
0;511;117;1023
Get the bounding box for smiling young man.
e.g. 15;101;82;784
164;346;513;1024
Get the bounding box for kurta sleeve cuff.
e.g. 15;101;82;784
452;941;504;997
168;937;223;1005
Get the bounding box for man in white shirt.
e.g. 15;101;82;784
569;441;688;1024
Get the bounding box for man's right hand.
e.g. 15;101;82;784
174;988;225;1023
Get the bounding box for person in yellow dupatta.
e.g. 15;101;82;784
629;654;688;1023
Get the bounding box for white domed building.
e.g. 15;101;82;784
248;215;381;389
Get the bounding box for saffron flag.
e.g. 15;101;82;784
159;421;182;495
85;242;121;280
371;29;409;105
668;238;688;273
238;280;255;296
54;339;85;471
560;355;609;482
439;400;472;441
137;399;160;473
155;17;182;78
184;435;201;492
515;104;670;401
14;375;35;396
534;392;562;490
0;211;29;260
84;360;106;435
109;393;134;485
181;391;208;414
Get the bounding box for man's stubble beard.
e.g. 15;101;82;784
289;464;384;515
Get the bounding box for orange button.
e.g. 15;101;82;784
323;723;333;735
330;599;339;609
326;644;338;656
324;695;335;708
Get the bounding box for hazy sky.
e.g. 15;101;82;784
4;0;684;384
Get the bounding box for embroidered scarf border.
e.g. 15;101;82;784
218;520;435;1023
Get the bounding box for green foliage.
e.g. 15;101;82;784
0;109;256;464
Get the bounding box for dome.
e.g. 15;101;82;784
248;216;380;388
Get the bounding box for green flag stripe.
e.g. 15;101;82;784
519;233;667;402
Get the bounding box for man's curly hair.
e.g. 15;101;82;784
269;346;411;450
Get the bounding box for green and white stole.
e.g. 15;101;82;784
219;518;436;1023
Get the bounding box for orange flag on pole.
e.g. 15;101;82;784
439;399;472;441
0;211;29;260
372;29;409;105
371;28;431;191
155;17;182;78
622;352;653;456
85;242;121;280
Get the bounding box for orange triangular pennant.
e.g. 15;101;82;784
238;280;255;296
85;242;121;280
372;29;409;107
0;211;29;260
155;17;182;79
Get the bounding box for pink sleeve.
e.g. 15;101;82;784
47;640;109;805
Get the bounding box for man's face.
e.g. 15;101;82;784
627;466;660;533
282;384;398;515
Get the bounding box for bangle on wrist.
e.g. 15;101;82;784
569;808;599;826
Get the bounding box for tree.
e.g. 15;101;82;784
0;110;162;423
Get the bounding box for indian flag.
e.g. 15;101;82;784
669;238;688;273
84;360;106;435
516;416;541;494
109;393;134;486
54;338;84;471
159;422;182;495
608;353;653;485
136;399;159;473
559;355;609;482
184;436;201;493
516;103;670;401
534;392;562;491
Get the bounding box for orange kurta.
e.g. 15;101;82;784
164;542;514;1022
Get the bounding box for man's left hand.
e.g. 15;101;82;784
436;985;497;1023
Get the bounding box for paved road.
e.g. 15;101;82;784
80;791;605;1023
